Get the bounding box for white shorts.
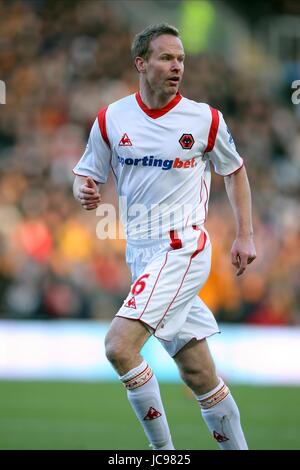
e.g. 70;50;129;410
116;225;219;357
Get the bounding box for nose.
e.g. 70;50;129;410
170;59;182;72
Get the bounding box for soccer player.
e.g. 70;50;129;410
73;24;256;450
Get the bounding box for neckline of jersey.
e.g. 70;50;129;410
135;91;183;119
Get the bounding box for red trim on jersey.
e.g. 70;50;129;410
223;161;244;177
191;230;207;259
135;92;182;119
97;106;110;148
169;229;182;250
204;106;219;153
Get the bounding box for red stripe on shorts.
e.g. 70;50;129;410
155;257;193;332
155;229;207;331
139;252;169;319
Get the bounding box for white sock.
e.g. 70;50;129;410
196;378;248;450
120;361;174;450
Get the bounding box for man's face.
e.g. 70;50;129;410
138;34;185;96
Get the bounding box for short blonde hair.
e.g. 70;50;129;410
131;23;180;61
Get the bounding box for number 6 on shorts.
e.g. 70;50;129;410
132;274;150;296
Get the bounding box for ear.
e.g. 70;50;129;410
135;56;146;73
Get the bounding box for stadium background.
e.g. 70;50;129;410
0;0;299;450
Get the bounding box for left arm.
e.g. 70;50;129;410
224;165;257;276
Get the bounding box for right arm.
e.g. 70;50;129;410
207;107;256;275
73;175;101;211
72;115;112;210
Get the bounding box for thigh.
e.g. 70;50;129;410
105;316;151;353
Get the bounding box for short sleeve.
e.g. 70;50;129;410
208;110;243;176
73;117;111;184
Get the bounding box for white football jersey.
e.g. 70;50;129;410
73;92;243;240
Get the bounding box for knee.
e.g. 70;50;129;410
104;333;125;366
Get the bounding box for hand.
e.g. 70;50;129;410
231;236;256;276
78;177;101;210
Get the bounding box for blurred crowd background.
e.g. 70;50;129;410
0;0;299;324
